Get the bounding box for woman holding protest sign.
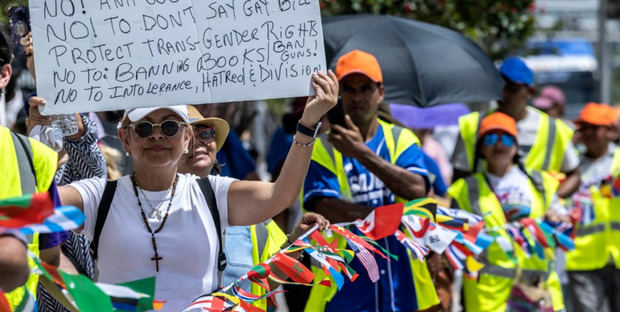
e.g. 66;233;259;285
55;70;338;311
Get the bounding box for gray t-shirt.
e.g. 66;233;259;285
451;107;579;173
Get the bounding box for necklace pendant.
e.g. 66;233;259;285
149;209;164;222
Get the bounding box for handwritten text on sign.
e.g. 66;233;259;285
30;0;326;114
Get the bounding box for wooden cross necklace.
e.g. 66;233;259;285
130;174;179;272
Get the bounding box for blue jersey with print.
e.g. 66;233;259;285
303;125;429;206
303;124;429;312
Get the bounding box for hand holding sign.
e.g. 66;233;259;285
299;70;338;127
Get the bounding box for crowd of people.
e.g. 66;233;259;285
1;19;619;312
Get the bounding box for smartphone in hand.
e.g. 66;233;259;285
327;98;345;133
8;6;31;56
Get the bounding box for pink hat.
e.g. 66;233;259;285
533;86;565;109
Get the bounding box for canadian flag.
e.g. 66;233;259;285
355;203;404;240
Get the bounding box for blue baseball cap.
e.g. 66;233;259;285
499;57;534;87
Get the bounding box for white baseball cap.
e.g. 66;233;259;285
122;105;190;124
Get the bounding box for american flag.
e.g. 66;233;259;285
348;239;380;282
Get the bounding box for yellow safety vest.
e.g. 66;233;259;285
0;126;57;309
458;109;573;173
303;119;440;312
249;220;287;310
448;169;564;312
566;148;620;271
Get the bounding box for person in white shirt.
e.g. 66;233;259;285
56;71;338;311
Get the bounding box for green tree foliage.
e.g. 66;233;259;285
320;0;536;60
0;0;28;23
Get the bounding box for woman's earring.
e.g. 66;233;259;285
185;148;189;154
125;152;129;156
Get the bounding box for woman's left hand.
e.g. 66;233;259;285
289;212;330;241
299;70;339;127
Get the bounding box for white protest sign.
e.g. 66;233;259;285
29;0;326;115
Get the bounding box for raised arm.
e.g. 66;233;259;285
330;116;428;199
227;71;338;226
56;113;107;184
352;147;427;199
310;197;372;223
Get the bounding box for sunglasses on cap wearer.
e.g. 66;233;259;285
126;120;186;138
483;133;515;147
193;126;216;145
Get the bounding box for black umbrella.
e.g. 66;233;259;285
323;15;504;107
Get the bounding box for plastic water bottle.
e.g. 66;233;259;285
51;114;79;139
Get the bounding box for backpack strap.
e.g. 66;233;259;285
91;180;117;261
197;177;227;274
10;131;37;194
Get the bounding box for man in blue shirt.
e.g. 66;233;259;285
303;50;437;311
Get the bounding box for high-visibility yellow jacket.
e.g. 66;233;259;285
0;126;57;309
448;169;564;312
565;148;620;271
457;109;573;173
303;119;440;311
249;220;287;310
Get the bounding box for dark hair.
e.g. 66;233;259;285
210;163;223;175
3;68;16;101
0;30;12;66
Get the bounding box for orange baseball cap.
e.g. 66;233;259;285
478;112;518;139
335;50;383;83
575;102;618;127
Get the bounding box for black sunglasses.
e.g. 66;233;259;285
127;120;186;138
194;127;216;145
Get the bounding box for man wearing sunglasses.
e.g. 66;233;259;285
451;57;580;199
449;112;568;312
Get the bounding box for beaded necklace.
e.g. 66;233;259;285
130;174;179;272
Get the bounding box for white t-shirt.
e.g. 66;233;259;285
486;166;533;222
70;173;236;312
486;166;567;221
